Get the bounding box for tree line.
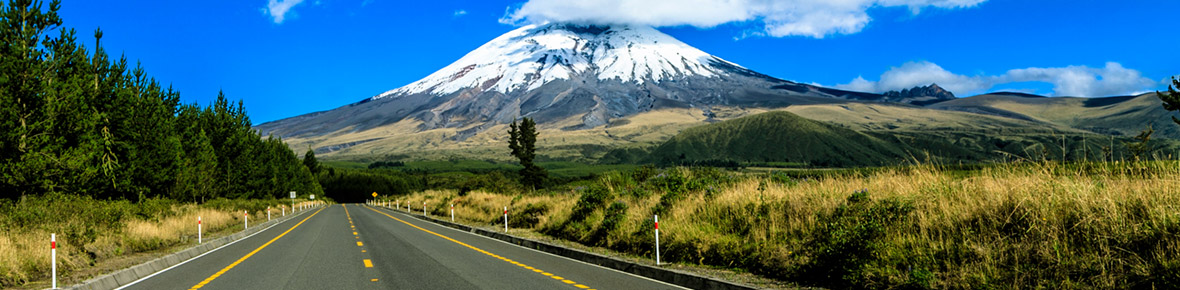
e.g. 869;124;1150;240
0;0;321;202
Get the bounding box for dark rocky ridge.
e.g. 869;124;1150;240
881;83;956;105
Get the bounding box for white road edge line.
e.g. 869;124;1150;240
368;205;690;290
113;207;318;290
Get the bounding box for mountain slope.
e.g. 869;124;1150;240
927;93;1179;138
252;24;1176;162
254;23;890;156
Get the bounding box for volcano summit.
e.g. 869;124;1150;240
256;23;936;157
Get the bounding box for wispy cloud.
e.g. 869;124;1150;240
454;9;468;17
501;0;987;38
835;61;1157;97
265;0;305;24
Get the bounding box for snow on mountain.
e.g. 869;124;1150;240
377;23;741;98
256;22;889;150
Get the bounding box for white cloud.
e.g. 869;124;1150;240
265;0;305;24
454;9;468;17
502;0;987;38
835;61;1157;97
1003;63;1155;97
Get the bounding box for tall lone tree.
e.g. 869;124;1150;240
303;148;319;175
508;117;547;190
1159;76;1180;125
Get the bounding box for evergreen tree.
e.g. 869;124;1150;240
0;0;323;202
507;118;546;189
1159;76;1180;125
1126;125;1154;162
173;128;217;202
303;148;319;175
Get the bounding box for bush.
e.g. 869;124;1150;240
796;189;914;288
508;202;550;228
570;184;613;223
590;201;628;245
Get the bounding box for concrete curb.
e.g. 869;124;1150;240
59;206;326;290
376;206;759;290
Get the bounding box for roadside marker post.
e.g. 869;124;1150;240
503;207;508;232
267;207;271;221
655;215;661;265
198;216;202;244
244;211;249;230
290;191;296;213
451;203;454;222
397;200;399;211
423;202;426;216
51;233;56;289
282;207;286;217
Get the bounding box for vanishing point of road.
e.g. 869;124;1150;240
117;204;682;290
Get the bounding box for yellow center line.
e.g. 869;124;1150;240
362;205;595;290
188;205;328;290
363;259;373;268
357;241;363;247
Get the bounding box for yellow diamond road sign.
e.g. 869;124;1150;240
372;192;378;197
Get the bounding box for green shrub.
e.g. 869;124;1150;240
508;202;550;228
570;184;613;223
590;201;628;245
796;189;914;288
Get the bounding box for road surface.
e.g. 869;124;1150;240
118;204;681;290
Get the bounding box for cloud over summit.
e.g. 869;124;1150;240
502;0;987;38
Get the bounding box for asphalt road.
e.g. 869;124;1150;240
119;204;682;290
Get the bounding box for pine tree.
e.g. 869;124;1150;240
507;118;546;189
303;148;319;175
0;0;324;202
1159;76;1180;125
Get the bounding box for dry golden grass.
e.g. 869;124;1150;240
0;199;325;288
396;162;1180;288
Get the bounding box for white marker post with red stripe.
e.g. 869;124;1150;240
282;206;286;217
451;203;454;222
654;215;661;265
503;207;508;232
244;210;249;230
51;233;56;289
198;216;202;244
267;207;271;221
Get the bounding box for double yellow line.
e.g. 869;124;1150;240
188;205;327;289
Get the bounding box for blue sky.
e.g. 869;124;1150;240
57;0;1179;124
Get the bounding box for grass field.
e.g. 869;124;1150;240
389;161;1180;289
0;196;325;288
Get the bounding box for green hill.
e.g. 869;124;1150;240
648;111;915;167
647;110;1180;168
928;93;1180;139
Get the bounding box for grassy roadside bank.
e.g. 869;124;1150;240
0;195;326;288
387;161;1180;289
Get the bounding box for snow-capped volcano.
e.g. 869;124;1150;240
380;24;737;97
257;23;890;149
